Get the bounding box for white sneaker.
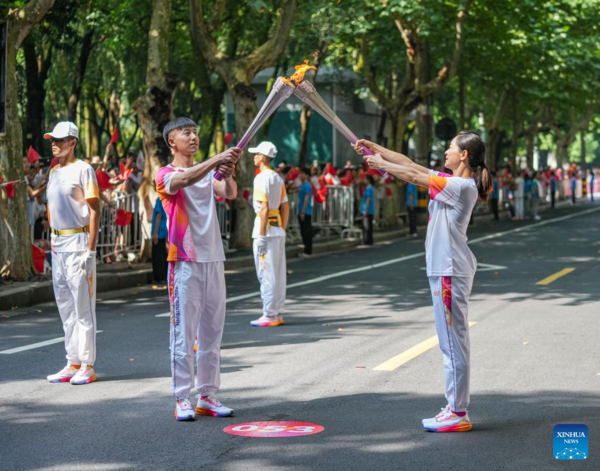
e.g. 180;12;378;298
47;364;81;383
422;405;472;432
250;315;284;327
195;395;234;417
175;398;195;421
69;364;97;385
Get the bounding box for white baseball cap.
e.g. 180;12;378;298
44;121;79;140
248;141;277;158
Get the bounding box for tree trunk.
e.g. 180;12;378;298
189;0;297;249
67;30;94;122
387;109;408;153
458;74;466;130
0;0;55;281
524;131;535;170
486;85;511;170
134;0;176;260
580;132;586;171
555;137;570;169
229;85;259;250
23;35;51;155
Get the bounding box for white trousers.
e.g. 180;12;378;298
168;261;226;400
253;236;286;317
428;275;473;413
52;251;97;365
515;197;524;219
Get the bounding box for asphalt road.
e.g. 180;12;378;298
1;202;599;471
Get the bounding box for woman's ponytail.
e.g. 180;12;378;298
476;165;493;201
455;131;492;201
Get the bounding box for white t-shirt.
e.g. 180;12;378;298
155;165;225;263
47;159;99;252
252;169;288;239
425;170;478;277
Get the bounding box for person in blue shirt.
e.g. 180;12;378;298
298;167;313;256
406;181;419;235
362;175;375;245
152;196;168;282
524;172;532;218
571;172;577;204
490;171;500;220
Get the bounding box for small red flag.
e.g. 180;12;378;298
32;244;46;274
225;133;233;146
27;146;41;163
109;127;119;145
119;162;132;181
6;182;15;199
95;168;112;192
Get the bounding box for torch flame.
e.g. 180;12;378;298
282;60;317;87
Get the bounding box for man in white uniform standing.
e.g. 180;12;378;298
250;142;290;327
156;118;241;421
45;122;101;385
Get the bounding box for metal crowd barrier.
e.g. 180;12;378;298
312;185;361;239
97;191;141;263
285;192;302;243
216;200;233;252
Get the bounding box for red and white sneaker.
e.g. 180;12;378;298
175;398;195;421
422;405;472;432
195;395;234;417
47;364;81;383
69;364;97;385
250;315;284;327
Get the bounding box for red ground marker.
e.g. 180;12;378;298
223;421;324;438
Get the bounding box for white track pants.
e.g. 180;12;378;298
253;236;286;318
168;261;226;400
52;251;97;365
428;275;473;413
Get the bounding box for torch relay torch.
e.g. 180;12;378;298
293;79;387;177
213;77;295;181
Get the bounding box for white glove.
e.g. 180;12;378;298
81;249;96;271
256;235;267;256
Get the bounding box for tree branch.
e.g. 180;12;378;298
418;0;472;98
190;0;225;71
361;37;390;107
244;0;297;76
210;0;227;32
391;12;415;63
8;0;56;50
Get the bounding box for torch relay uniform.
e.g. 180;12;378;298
422;170;478;432
252;169;288;326
46;159;99;385
156;165;233;420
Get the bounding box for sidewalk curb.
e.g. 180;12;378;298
0;199;577;311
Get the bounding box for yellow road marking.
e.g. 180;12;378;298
373;322;477;371
536;268;576;286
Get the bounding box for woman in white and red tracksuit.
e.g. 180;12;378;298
355;131;492;432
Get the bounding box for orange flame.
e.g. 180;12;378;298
282;60;317;86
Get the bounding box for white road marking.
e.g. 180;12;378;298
0;331;104;355
156;207;600;317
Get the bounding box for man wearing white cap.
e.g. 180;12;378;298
250;142;289;327
44;122;101;385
